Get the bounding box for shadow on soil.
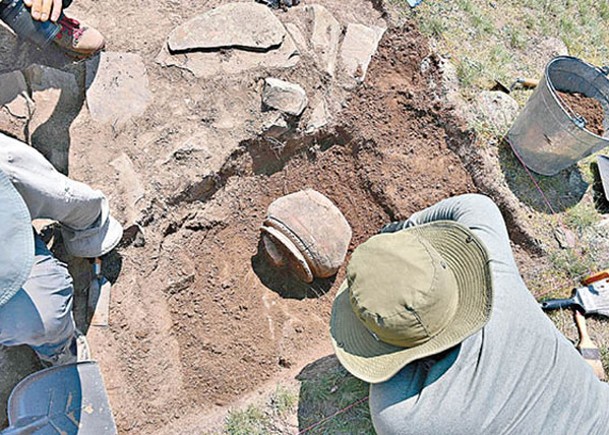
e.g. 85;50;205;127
251;240;335;300
0;27;74;75
590;161;609;214
296;354;374;434
499;140;587;213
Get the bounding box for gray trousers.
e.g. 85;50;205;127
0;134;104;361
0;234;75;360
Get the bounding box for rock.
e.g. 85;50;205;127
554;226;576;249
262;78;308;116
110;152;145;224
285;23;308;52
340;23;385;81
168;3;286;52
475;90;519;132
157;35;300;79
262;113;290;138
0;71;31;118
307;5;341;77
85;52;152;127
0;71;32;141
24;64;81;173
306;99;330;132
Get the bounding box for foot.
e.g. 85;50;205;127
39;329;91;367
53;14;105;58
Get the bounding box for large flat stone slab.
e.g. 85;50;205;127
168;3;286;52
340;23;385;81
262;78;308;116
157;34;299;79
307;5;341;77
85;52;152;127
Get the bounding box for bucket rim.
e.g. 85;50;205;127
544;55;609;142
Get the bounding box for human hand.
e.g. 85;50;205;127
23;0;63;22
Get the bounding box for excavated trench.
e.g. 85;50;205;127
22;24;542;434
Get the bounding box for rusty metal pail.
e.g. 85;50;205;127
507;56;609;176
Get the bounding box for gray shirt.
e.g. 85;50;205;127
370;194;609;435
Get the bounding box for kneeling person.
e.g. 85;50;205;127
330;194;609;434
0;133;122;366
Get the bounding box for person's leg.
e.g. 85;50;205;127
0;133;104;230
0;233;76;364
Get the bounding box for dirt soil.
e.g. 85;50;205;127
0;3;494;432
556;91;606;136
72;25;475;434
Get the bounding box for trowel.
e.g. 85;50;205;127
493;77;539;94
540;270;609;317
88;258;111;327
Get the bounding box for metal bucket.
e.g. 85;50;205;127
506;56;609;176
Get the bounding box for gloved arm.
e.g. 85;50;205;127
382;194;517;269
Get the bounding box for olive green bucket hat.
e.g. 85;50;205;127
330;221;493;384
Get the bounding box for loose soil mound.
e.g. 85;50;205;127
557;91;605;136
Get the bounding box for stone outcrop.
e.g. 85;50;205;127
168;3;286;52
340;23;386;81
85;52;152;127
262;78;308;116
306;5;341;77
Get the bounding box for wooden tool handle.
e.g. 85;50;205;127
582;269;609;285
519;78;539;89
574;309;594;349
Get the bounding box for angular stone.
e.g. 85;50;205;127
307;5;341;76
262;113;290;138
24;64;82;173
0;71;32;141
306;99;330;133
157;34;299;79
285;23;308;52
340;23;385;81
168;3;286;52
85;52;152;127
475;91;519;132
262;78;308;116
110;152;145;224
0;71;31;118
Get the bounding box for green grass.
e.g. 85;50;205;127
298;363;372;434
410;0;609;376
222;385;298;435
413;0;609;97
270;386;298;416
225;406;271;435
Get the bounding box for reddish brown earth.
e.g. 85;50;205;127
557;91;606;136
89;25;477;433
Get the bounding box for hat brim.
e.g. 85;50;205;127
330;221;493;384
